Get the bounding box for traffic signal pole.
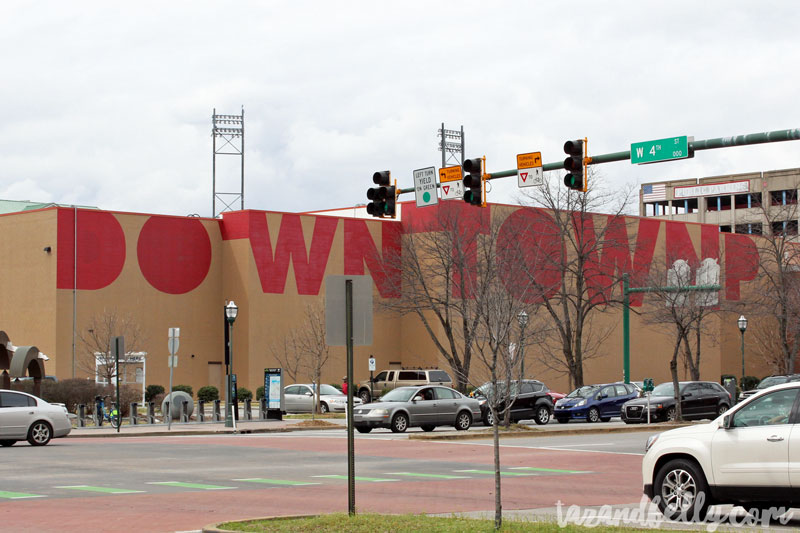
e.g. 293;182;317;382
390;127;800;196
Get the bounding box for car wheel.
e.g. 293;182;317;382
717;404;729;417
420;425;436;432
665;406;677;422
391;413;408;433
534;406;551;425
556;417;569;424
483;409;495;426
27;421;52;446
0;440;16;447
654;458;711;522
358;389;371;404
455;411;472;431
320;402;329;414
587;407;600;423
355;426;372;434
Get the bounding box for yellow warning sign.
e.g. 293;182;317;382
517;152;542;169
439;166;462;182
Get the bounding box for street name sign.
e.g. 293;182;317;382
517;151;543;188
439;166;463;200
631;136;690;164
414;166;439;207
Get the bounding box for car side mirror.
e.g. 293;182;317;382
719;414;732;429
683;392;693;398
599;394;607;399
305;392;313;397
412;396;422;402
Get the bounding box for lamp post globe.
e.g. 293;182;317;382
226;300;238;324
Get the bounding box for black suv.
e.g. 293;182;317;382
621;380;731;423
471;379;553;426
739;374;800;402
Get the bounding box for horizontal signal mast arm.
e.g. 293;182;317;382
393;127;800;194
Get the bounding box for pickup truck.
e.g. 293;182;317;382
356;368;452;404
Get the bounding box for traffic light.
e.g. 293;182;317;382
563;139;585;191
367;171;396;218
462;157;484;206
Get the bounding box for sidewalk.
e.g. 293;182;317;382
68;417;337;438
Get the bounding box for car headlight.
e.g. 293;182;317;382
645;434;659;453
368;409;389;416
576;399;586;407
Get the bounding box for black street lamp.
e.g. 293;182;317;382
738;315;747;386
225;300;238;428
517;310;529;380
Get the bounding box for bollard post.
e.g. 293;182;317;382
259;398;267;420
164;401;170;423
233;399;239;421
198;400;205;422
147;401;155;424
181;401;189;423
130;402;138;425
213;399;221;422
95;398;102;426
78;404;86;427
244;399;252;420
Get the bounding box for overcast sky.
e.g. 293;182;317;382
2;2;798;217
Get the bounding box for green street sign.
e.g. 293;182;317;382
631;136;690;164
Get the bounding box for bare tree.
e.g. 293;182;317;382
376;202;492;391
294;301;332;415
518;170;637;388
78;310;146;384
739;186;800;374
270;332;302;383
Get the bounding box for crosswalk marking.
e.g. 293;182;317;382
313;474;397;482
0;490;46;499
385;472;469;479
56;485;145;494
234;478;320;486
148;482;236;490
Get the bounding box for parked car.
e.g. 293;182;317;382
621;381;731;423
353;385;480;433
0;389;72;446
547;391;565;405
739;374;800;402
471;379;553;425
642;381;800;521
554;382;639;423
355;368;452;404
283;384;362;413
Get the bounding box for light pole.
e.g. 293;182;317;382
517;310;529;379
225;300;238;428
738;315;747;386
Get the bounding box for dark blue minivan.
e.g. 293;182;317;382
553;382;638;423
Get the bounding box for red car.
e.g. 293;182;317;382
547;391;565;405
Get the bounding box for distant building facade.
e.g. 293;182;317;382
639;167;800;236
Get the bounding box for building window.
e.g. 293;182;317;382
720;225;732;233
770;190;798;206
772;220;799;236
706;195;732;211
735;193;762;209
735;223;763;235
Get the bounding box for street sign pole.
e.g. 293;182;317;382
345;280;355;516
167;327;179;431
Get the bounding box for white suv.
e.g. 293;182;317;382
642;381;800;521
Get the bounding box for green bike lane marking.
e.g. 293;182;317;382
55;485;145;494
509;466;591;474
234;478;320;486
313;475;397;482
147;481;236;490
385;472;470;479
0;490;46;499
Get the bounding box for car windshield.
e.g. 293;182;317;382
651;382;688;396
567;385;600;398
474;381;522;399
314;384;341;395
379;387;417;402
757;376;788;389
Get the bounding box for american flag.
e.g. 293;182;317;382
642;183;666;202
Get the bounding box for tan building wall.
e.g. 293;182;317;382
0;201;774;398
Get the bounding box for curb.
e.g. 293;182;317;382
409;422;693;441
203;515;317;533
67;424;342;439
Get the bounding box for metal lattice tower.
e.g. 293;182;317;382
438;123;464;169
212;108;244;218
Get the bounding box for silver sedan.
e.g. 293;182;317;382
0;389;72;446
353;385;480;433
283;384;362;413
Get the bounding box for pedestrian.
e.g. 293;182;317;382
341;376;348;395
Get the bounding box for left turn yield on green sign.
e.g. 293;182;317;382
414;166;439;208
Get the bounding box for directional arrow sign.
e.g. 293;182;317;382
517;151;543;188
439;166;463;200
